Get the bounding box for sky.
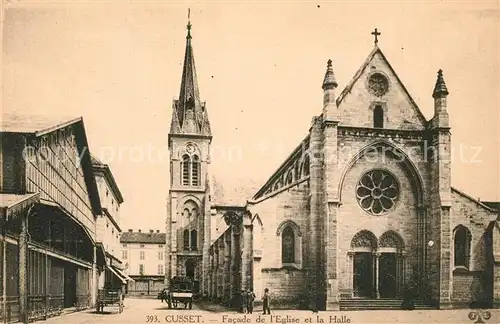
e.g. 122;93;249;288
2;1;499;231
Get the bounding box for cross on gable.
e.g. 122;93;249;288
371;28;381;44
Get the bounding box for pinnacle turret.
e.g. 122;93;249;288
432;69;449;99
322;59;338;90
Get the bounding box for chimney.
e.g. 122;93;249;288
150;230;154;233
138;229;141;233
128;229;132;233
156;230;160;233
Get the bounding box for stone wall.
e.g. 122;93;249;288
248;179;309;302
449;189;496;305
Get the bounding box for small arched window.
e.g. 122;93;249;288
186;96;195;110
190;229;198;251
181;155;190;186
454;225;472;269
191;155;200;186
373;105;384;128
183;229;190;250
282;227;295;263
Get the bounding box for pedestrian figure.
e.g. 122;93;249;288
262;288;271;315
247;289;256;314
240;289;248;313
401;284;415;310
311;294;320;313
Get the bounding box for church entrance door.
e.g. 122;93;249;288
185;259;196;279
378;253;397;298
353;252;373;298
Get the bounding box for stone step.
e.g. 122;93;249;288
339;299;435;311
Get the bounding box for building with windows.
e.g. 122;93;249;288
167;20;500;311
91;155;132;293
120;230;166;296
0;114;104;323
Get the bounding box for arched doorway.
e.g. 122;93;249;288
378;231;405;298
185;259;196;279
351;230;377;298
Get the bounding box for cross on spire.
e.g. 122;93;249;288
186;8;192;39
371;28;381;44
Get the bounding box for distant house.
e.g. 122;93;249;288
120;229;166;296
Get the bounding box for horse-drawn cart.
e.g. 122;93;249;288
96;288;123;313
167;276;193;309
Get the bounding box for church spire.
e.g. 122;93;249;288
170;10;212;137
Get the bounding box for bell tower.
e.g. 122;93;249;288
165;11;212;297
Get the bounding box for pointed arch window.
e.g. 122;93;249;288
191;155;200;186
282;226;295;263
190;229;198;251
373;105;384;128
183;229;190;250
454;225;472;269
303;155;310;177
181;155;190;186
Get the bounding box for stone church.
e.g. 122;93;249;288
165;21;500;310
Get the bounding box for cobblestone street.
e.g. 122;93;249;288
34;298;500;324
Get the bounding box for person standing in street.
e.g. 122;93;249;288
247;289;256;314
240;289;248;313
262;288;271;315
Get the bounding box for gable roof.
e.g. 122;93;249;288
336;45;428;126
1;113;102;216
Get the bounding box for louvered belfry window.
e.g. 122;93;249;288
182;155;190;186
191;155;200;186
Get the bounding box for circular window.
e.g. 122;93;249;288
356;169;399;215
367;73;389;97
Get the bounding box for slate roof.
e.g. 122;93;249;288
210;175;259;207
120;231;166;244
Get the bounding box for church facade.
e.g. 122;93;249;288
165;22;500;310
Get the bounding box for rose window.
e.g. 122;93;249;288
367;73;389;97
356;170;399;215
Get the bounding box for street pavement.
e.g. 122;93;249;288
38;298;500;324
